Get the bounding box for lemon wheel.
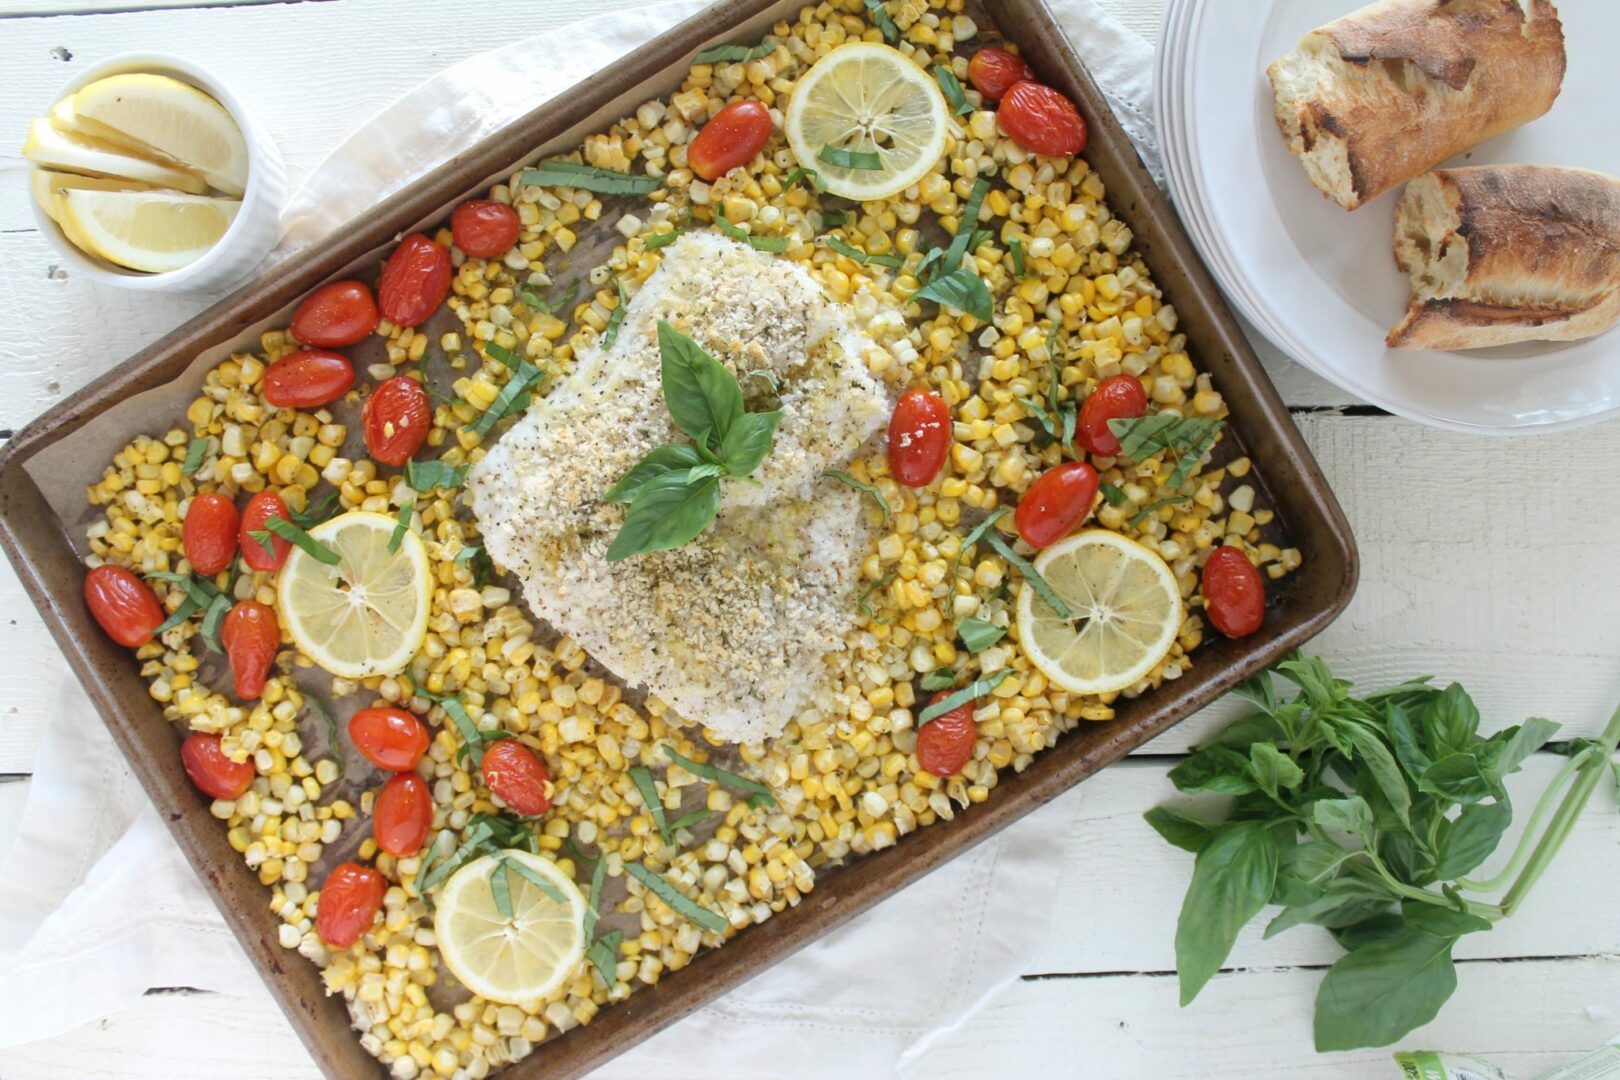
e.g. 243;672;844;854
277;510;431;679
434;849;587;1007
1015;530;1183;695
784;42;950;202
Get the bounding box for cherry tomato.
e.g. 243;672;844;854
349;707;430;772
1077;374;1149;458
180;732;256;801
1014;462;1100;549
481;739;552;817
968;47;1035;102
887;389;952;488
317;862;386;949
83;564;164;648
917;691;978;777
181;492;240;577
239;491;292;572
263;350;356;410
450;199;521;259
362;375;431;466
221;600;278;701
688;100;774;182
998;80;1087;157
373;772;432;856
290;280;379;348
1203;546;1266;638
376;233;452;328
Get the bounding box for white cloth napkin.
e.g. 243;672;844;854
0;1;1158;1071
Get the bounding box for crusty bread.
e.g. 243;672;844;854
1387;165;1620;350
1267;0;1566;211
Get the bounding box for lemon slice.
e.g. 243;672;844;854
434;849;587;1006
277;510;431;679
22;117;208;195
72;74;248;196
784;42;949;201
59;188;239;273
1015;530;1184;696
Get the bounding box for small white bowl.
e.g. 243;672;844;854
29;53;286;293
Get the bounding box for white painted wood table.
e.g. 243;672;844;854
2;1;1618;1077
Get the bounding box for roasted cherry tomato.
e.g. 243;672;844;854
290;280;379;348
221;600;278;701
450;199;521;259
362;375;432;466
917;691;978;777
239;490;292;572
481;739;552;817
967;46;1035;102
317;862;386;949
887;389;951;488
349;707;430;773
1077;374;1149;458
83;564;164;648
376;232;452;328
1014;461;1099;549
1203;546;1266;638
263;350;356;410
182;492;240;577
373;772;432;856
688;100;774;182
180;732;255;801
998;80;1087;157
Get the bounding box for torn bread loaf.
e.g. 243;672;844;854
1387;165;1620;350
1267;0;1566;211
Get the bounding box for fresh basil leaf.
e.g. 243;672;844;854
484;342;525;372
1401;900;1492;939
658;320;743;448
1277;653;1347;708
1279;838;1353;889
404;459;470;494
1331;913;1409;951
662;744;776;806
630;766;672;845
693;40;775;64
603;276;631;348
582;846;607;939
1388;701;1433;781
1248;743;1303;798
1198;712;1288;751
821;470;891;525
864;0;898;42
917;670;1010;726
587;930;625;985
1107;415;1225;489
957;616;1006;654
497;853;566;903
626;862;729;933
1340;720;1412;829
1313;931;1459;1052
1144;806;1217;854
521;160;660;195
718;410;782;475
489;860;515;918
246;529;276;562
934;64;974;117
667;808;713;833
388;499;413;556
944;178;990;271
1168;747;1257;796
152;596;202;636
983;531;1073;620
1313;796;1373;838
1418;753;1500;805
437;696;487;769
1174;821;1278;1005
1265;875;1397;938
605;471;721;562
950;508;1009;589
180;437;208;477
464;362;545;439
1128;494;1193;529
288;490;342;530
822;235;901;268
643;229;684;250
265;516;340;566
784;166;821;192
1233;670;1279;717
919;666;957;692
1099;482;1127;506
818;144;883;171
1482;717;1560;777
1008;236;1028;278
1423;683;1481;757
912;265;994;322
1428;801;1510;881
715;208;790;253
858;570;897;623
605;445;705;505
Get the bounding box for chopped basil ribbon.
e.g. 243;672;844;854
920;666;957;691
630;766;672;844
403;458;470;493
642;229;684;249
823;235;904;269
587;931;624;985
603;277;630;348
496;852;566;903
1101;482;1128;506
626;862;729;933
152;596;201;636
388;499;413;555
957;616;1006;653
289;490;342;529
583;850;607;939
917;669;1012;726
662;744;776;806
983;530;1074;620
914;267;993;321
1009;236;1028;278
464;360;545;439
667;808;713;832
180;437;208;477
715;208;789;253
863;0;899;42
1107;415;1226;489
692;40;775;65
783;167;822;192
1130;494;1194;529
817;144;883;171
934;65;974;117
820;469;891;524
262;516;340;565
520;160;660;195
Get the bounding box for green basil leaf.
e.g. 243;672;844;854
1388;700;1434;780
485;342;525;372
1423;683;1481;757
1279;839;1354;889
152;596;202;636
662;744;776;806
823;235;902;268
1266;877;1397;939
1418;753;1499;805
521;160;660;195
587;930;624;985
1168;746;1257;795
180;437;209;477
389;499;413;555
658;320;743;448
1330;913;1408;951
604;277;630;348
438;696;487;769
1198;712;1287;751
1174;821;1278;1005
1482;717;1560;777
464;362;545;438
914;266;993;321
197;592;230;653
818;144;883;171
715;207;790;253
289;490;342;530
1401;900;1492;938
630;766;672;845
863;0;899;42
1008;236;1028;278
1432;801;1512;880
858;570;897;622
1313;796;1373;837
983;531;1072;620
919;666;956;692
1248;743;1304;798
692;40;775;65
488;861;514;918
605;472;721;562
1313;931;1459;1052
582;847;607;940
1128;494;1193;529
1107;415;1225;489
1277;653;1347;708
944;178;990;272
1099;481;1127;506
784;166;822;191
642;229;684;250
1341;720;1412;829
957;616;1005;654
1232;670;1279;716
821;470;891;525
934;64;974;116
950;508;1008;588
265;516;340;565
604;444;706;505
917;669;1010;726
626;862;729;933
404;459;470;494
718;409;782;476
667;808;713;832
1144;806;1217;854
247;529;276;562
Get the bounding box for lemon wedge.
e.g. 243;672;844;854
276;510;431;679
71;74;248;196
784;42;950;201
31;169;157;217
434;850;587;1007
58;188;239;273
1015;530;1184;696
22;117;208;194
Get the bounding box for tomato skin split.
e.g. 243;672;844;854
482;739;553;817
967;47;1034;102
998;81;1087;157
317;862;387;949
84;564;164;648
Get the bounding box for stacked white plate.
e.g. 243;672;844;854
1155;0;1620;434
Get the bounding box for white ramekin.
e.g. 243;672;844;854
29;53;286;293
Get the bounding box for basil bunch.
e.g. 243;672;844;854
1151;652;1620;1051
603;321;782;561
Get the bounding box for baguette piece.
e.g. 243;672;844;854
1387;165;1620;350
1267;0;1566;211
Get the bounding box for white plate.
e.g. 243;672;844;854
1159;0;1620;433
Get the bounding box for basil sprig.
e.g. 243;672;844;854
602;322;782;561
1108;414;1225;489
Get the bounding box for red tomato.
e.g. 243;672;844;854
481;740;552;817
316;862;386;949
887;389;952;488
1014;462;1099;549
182;492;239;577
688;100;774;182
376;233;452;328
373;772;432;856
221;601;279;701
918;691;978;777
349;707;429;772
998;81;1087;157
450;199;521;259
239;491;292;572
1077;375;1149;457
180;732;255;801
263;350;356;410
362;375;432;466
1203;546;1266;638
967;47;1035;102
290;280;379;348
83;564;164;648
